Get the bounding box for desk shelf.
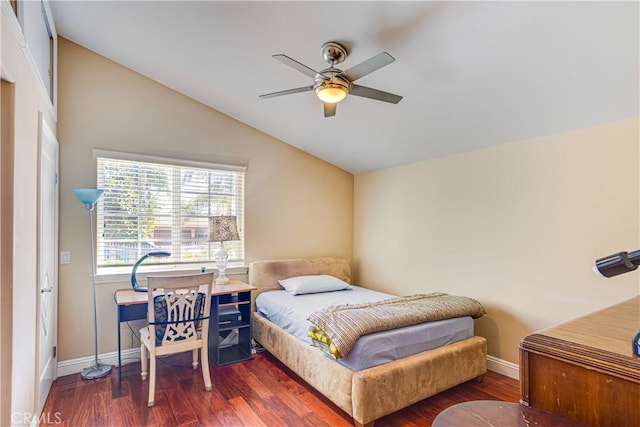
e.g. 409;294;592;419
209;285;254;366
216;329;253;365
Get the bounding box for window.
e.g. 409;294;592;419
95;150;245;271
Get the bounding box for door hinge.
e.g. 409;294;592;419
55;173;58;185
52;346;56;358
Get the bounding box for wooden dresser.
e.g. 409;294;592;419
519;296;640;426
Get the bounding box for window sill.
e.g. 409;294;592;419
95;263;249;285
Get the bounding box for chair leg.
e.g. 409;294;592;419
192;349;198;370
140;344;148;381
148;355;156;407
200;345;213;392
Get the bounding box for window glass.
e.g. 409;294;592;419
96;155;244;269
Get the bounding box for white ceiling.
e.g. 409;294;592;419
49;1;639;174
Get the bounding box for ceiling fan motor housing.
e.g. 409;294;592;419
314;69;352;92
321;41;348;66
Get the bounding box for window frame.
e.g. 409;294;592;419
93;149;246;278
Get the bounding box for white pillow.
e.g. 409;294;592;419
278;274;352;295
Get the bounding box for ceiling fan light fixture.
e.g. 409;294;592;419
315;83;348;103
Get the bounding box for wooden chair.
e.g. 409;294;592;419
140;272;214;407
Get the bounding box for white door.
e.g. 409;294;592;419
37;114;58;413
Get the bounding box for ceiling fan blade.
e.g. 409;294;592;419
273;54;321;79
350;84;403;104
259;86;313;99
324;103;337;118
342;52;396;82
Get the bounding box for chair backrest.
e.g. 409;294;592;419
146;272;214;347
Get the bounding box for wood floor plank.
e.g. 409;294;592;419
149;391;178;427
217;408;245;426
270;385;312;417
41;352;520;426
298;402;353;427
111;393;146;427
165;386;198;427
124;371;158;426
261;395;306;426
251;410;289;427
296;390;353;427
231;359;274;399
228;396;268;427
201;383;232;415
92;378;112;427
39;383;75;426
68;381;97;426
178;377;222;426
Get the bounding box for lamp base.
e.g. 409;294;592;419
215;245;230;285
81;362;112;380
215;274;230;285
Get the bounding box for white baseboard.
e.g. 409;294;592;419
57;348;140;377
58;349;520;381
486;355;519;380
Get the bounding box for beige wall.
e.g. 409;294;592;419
1;7;58;424
56;38;353;361
354;118;640;363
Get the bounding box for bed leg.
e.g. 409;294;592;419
474;373;486;382
353;420;374;427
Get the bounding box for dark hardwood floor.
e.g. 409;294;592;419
41;351;520;426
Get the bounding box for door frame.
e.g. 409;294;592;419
1;79;15;427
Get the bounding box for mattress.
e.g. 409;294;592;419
256;285;474;370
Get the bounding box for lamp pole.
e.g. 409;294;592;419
73;189;112;379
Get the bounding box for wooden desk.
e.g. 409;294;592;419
114;280;256;381
432;400;582;427
520;296;640;426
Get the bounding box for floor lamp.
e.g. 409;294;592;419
73;188;112;379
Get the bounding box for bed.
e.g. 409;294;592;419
250;257;487;427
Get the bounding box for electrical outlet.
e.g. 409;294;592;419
60;251;71;264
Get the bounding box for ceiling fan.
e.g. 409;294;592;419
259;41;403;118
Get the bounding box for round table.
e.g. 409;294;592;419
432;400;583;426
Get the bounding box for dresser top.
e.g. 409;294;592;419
537;296;639;357
521;296;640;381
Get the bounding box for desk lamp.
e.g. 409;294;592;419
208;215;240;284
73;188;112;379
130;251;171;292
594;250;640;356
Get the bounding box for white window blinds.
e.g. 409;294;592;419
95;152;245;269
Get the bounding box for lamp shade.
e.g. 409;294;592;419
208;216;240;242
73;188;105;205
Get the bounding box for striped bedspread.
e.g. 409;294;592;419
307;292;486;359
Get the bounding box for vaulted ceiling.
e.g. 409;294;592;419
50;1;639;173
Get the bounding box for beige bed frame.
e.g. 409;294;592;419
250;257;487;427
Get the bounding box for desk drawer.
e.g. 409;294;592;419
119;303;148;322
